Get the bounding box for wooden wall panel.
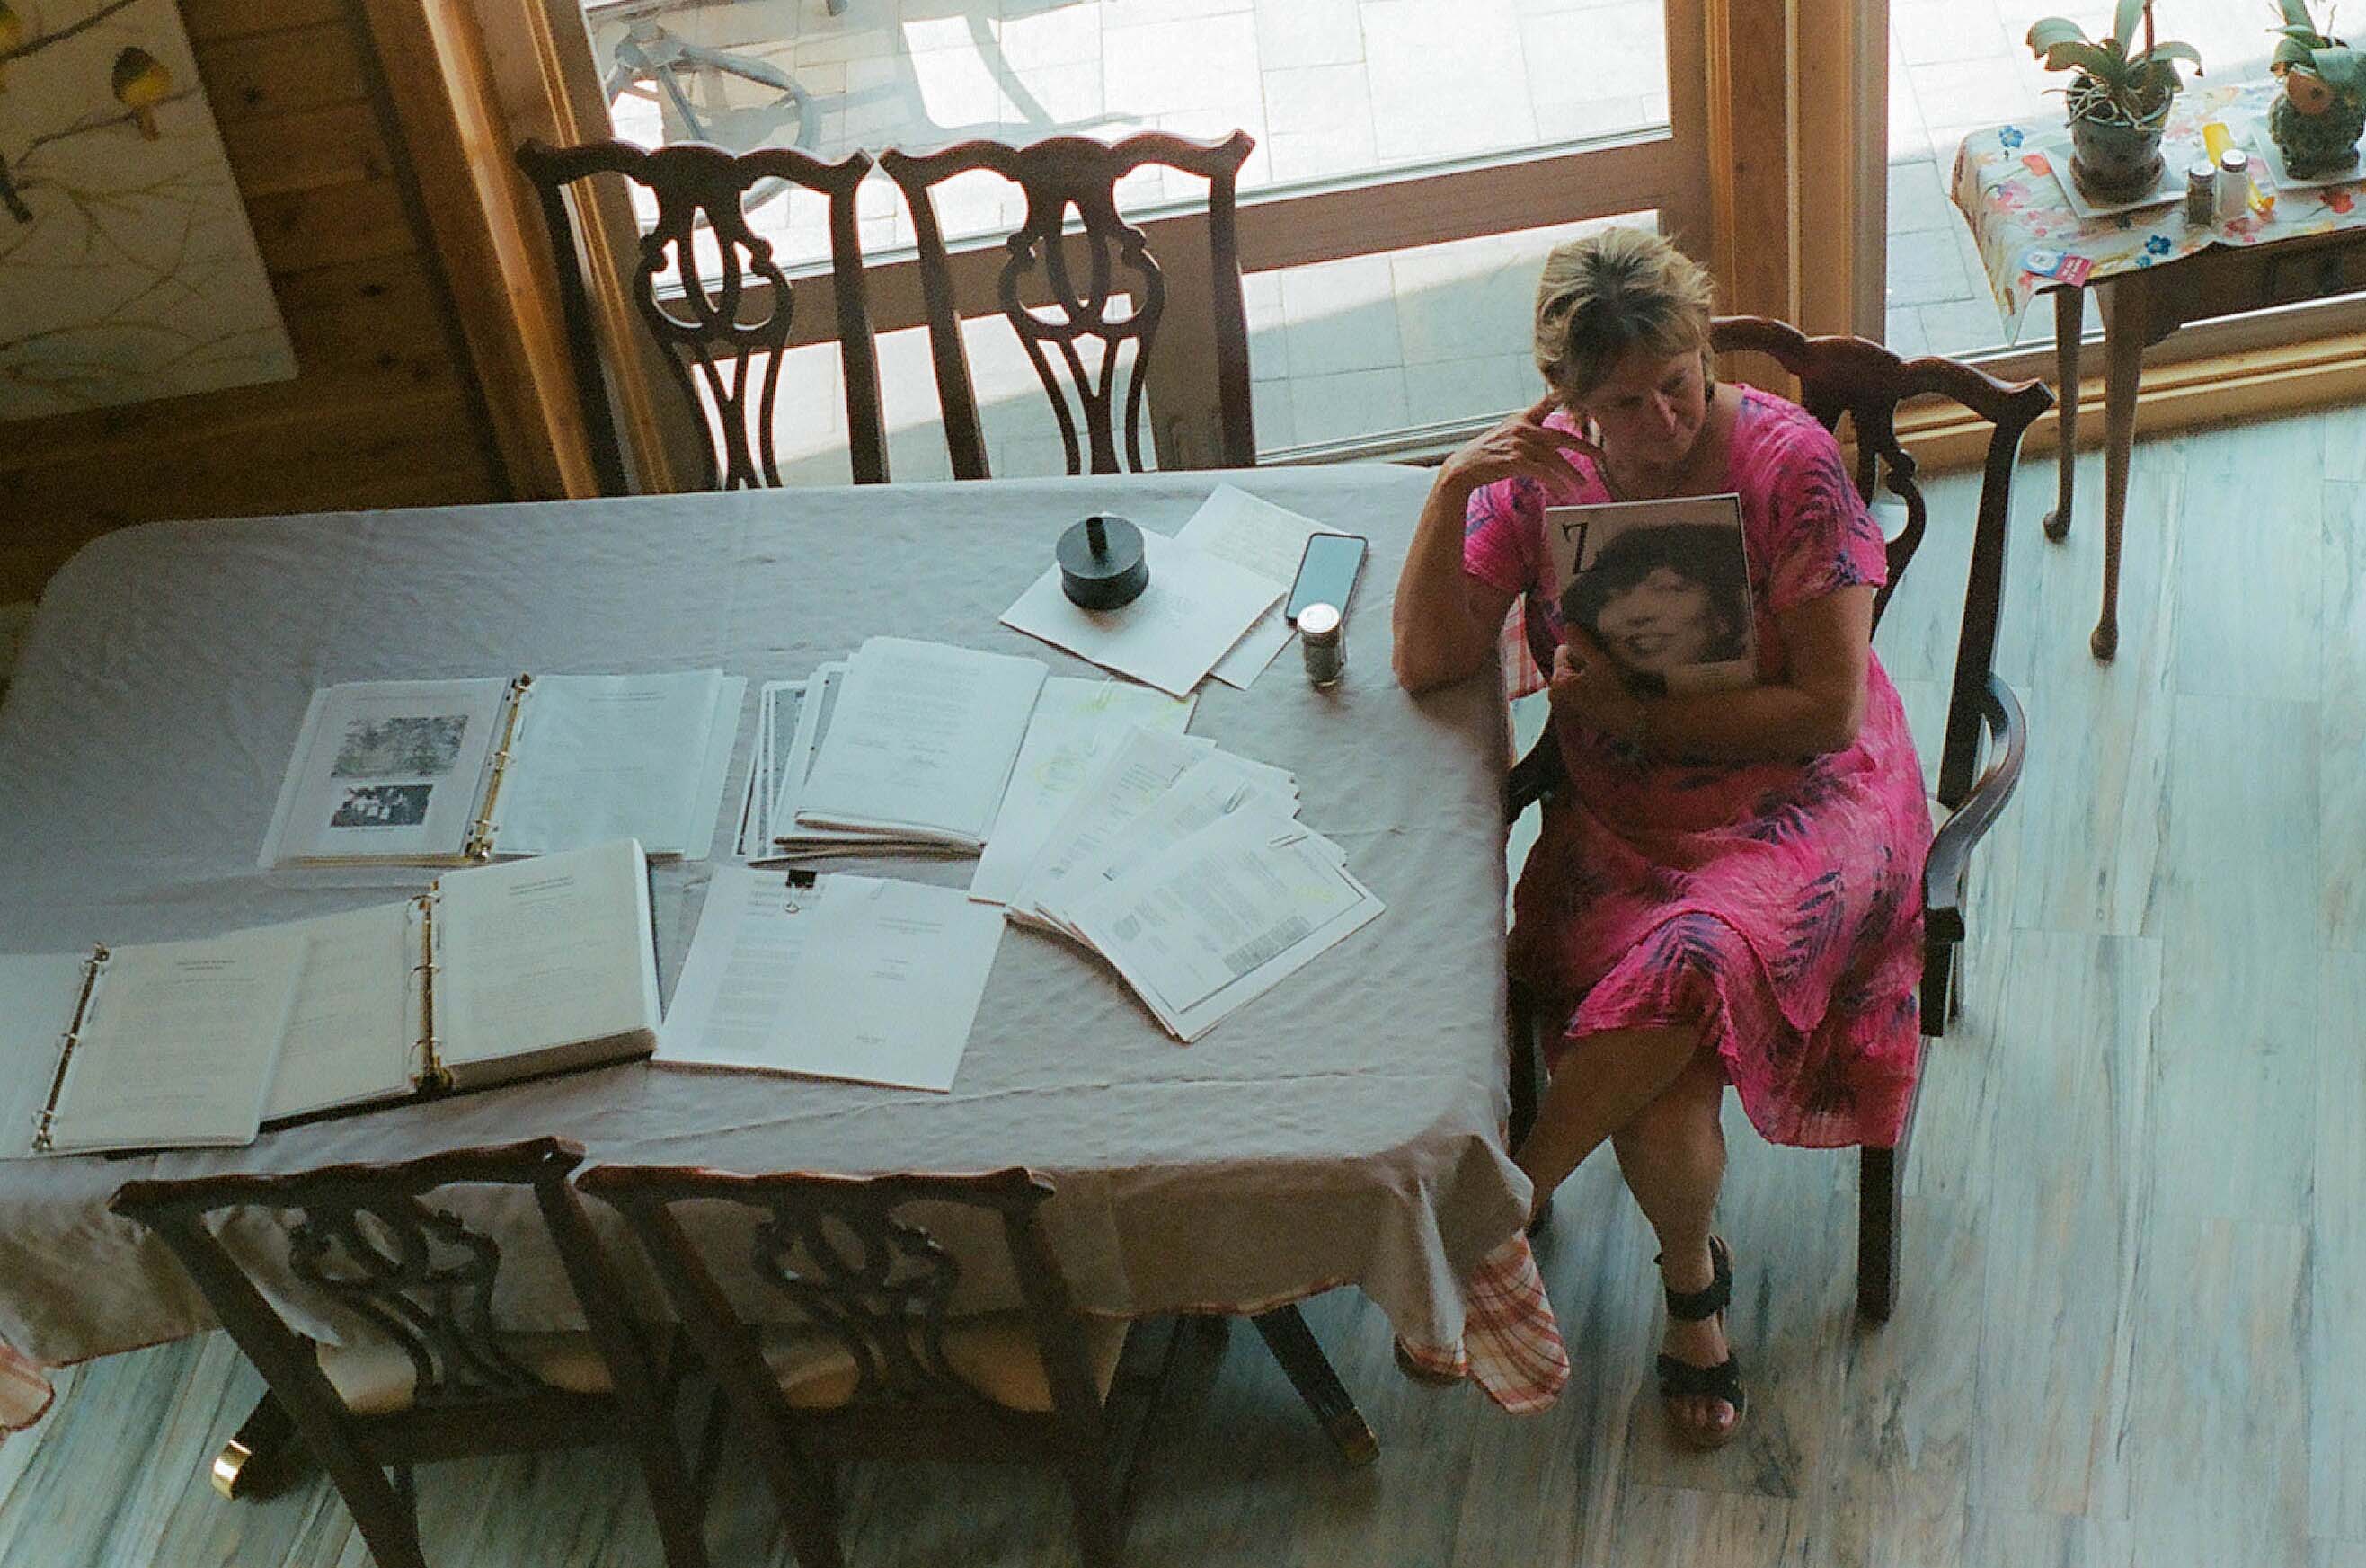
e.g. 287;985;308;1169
0;2;506;605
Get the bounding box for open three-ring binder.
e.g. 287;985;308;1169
259;670;745;872
8;839;663;1158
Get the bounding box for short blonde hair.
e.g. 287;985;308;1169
1532;227;1715;401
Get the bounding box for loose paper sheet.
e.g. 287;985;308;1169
1065;816;1384;1043
660;868;1004;1092
264;903;417;1121
1000;533;1284;697
970;678;1198;906
1173;485;1347;688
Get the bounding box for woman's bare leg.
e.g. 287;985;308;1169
1513;1024;1700;1213
1612;1050;1734;1436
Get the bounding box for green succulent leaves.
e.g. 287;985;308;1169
2269;0;2366;106
2026;0;2201;127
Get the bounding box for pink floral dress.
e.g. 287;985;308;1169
1464;387;1931;1149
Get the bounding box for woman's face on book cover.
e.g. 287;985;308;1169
1594;565;1724;672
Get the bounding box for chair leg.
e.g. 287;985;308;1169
1506;983;1541;1156
1857;1144;1901;1324
210;1394;298;1500
1055;1432;1127;1568
1250;1305;1378;1466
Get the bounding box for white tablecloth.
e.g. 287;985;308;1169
0;466;1529;1374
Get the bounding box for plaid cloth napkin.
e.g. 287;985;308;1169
1394;1229;1569;1414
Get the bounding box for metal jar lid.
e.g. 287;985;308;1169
1298;602;1342;641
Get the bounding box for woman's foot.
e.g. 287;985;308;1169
1655;1236;1744;1448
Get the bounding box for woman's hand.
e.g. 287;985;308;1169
1547;627;1649;744
1438;394;1604;500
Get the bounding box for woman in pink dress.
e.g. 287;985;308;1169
1391;227;1930;1449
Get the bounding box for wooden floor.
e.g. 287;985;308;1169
4;407;2362;1567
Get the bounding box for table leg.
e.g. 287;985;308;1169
2093;273;2148;662
1250;1304;1378;1467
2043;286;2082;543
210;1393;297;1500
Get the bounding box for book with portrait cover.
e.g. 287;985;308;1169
1542;492;1757;695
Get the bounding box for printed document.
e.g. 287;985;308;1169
1173;485;1347;688
39;930;306;1155
500;670;742;859
267;678;510;864
433;839;660;1088
659;868;1004;1092
264;902;417;1121
970;678;1198;906
793;639;1048;849
1006;727;1217;930
1063;815;1384;1042
1000;531;1284;697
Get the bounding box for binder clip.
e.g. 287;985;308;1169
1057;515;1149;610
784;868;817;913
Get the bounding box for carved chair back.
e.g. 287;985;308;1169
516;137;887;493
878;130;1255;480
111;1137;705;1568
580;1163;1152;1568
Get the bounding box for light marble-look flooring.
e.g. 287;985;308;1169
4;405;2362;1564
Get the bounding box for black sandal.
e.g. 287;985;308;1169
1654;1235;1746;1449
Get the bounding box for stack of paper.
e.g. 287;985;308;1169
1000;730;1383;1041
768;638;1048;856
657;866;1005;1092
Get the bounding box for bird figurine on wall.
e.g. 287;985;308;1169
0;4;23;93
111;47;173;138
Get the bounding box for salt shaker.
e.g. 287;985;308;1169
2215;148;2251;225
1298;602;1344;687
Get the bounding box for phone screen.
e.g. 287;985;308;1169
1287;533;1369;624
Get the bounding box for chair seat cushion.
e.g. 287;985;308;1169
758;1311;1130;1413
319;1331;614;1417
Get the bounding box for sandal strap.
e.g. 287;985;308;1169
1655;1351;1746;1412
1657;1236;1732;1323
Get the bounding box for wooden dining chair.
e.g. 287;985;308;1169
578;1163;1182;1568
1502;316;2054;1323
110;1138;709;1568
514;137;888;493
877;129;1256;480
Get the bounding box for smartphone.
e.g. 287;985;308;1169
1286;532;1369;625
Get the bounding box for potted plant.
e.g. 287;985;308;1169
2027;0;2203;202
2270;0;2366;176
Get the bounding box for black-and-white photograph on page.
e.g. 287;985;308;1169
1544;492;1756;696
332;714;470;778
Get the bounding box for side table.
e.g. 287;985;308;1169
2040;228;2366;660
1951;81;2366;661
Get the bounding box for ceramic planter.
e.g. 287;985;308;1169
2069;91;2172;201
2271;66;2366;176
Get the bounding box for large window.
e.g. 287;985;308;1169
570;0;1709;475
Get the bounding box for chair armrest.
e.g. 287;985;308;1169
1504;717;1564;825
1923;673;2026;946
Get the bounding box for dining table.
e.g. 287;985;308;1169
0;465;1569;1462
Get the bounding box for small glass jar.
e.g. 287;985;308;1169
1298;602;1344;687
2184;160;2218;225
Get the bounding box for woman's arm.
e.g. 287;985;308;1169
1550;587;1875;761
1392;397;1593;694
